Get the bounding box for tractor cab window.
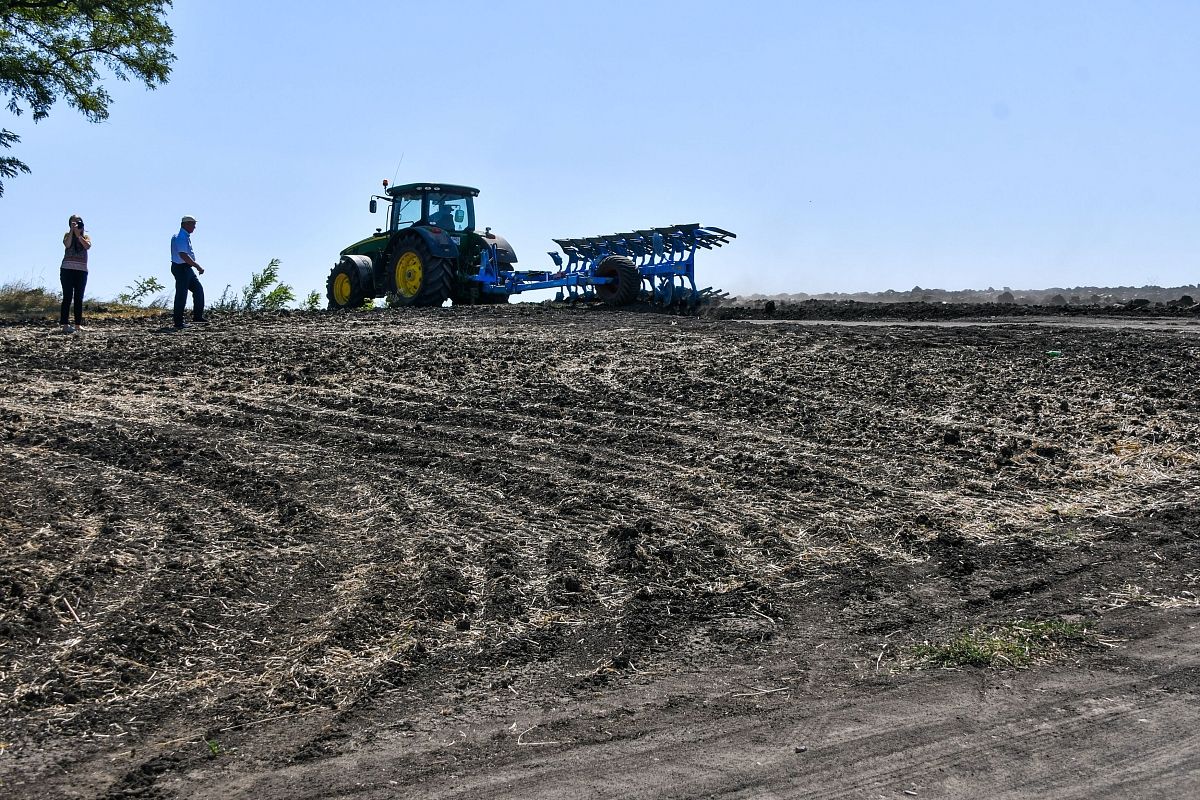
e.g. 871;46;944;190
393;195;422;230
428;192;472;233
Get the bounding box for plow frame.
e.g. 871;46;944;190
467;224;736;306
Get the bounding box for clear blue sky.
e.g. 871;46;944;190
2;0;1197;302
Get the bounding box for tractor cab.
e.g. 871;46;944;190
376;182;478;235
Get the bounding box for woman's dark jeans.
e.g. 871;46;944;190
60;268;87;325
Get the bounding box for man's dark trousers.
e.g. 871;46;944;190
171;263;205;327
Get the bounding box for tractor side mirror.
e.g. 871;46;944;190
369;199;378;214
454;208;465;223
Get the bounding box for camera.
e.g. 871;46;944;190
75;219;84;231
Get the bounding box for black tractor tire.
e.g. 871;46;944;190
449;282;475;306
594;255;641;306
326;256;373;310
389;238;453;307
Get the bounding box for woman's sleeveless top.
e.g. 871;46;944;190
62;234;88;271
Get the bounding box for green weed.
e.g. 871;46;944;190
912;620;1090;668
115;275;167;306
211;258;295;313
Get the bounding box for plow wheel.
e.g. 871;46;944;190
390;239;453;307
326;256;372;310
594;255;641;306
655;275;676;307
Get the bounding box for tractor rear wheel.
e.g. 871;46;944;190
326;256;372;309
390;239;453;307
594;255;641;306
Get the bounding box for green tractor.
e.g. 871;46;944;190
326;181;516;309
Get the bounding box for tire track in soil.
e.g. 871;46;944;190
164;610;1200;800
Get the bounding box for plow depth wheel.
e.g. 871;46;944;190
594;255;641;306
389;240;453;307
655;275;676;306
326;256;371;309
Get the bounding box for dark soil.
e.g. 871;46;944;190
1;305;1198;799
710;297;1200;322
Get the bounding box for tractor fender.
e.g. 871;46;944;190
338;253;376;297
393;226;459;260
339;254;374;282
481;231;518;264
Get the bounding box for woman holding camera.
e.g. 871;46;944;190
60;214;91;333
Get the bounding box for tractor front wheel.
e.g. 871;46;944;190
390;239;453;307
326;256;372;309
594;255;641;306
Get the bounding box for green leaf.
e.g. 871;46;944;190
1;2;176;194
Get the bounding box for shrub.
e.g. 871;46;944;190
116;276;166;306
211;259;296;313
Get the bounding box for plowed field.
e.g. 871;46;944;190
2;306;1198;799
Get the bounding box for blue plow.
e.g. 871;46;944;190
472;223;736;307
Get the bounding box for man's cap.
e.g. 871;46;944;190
181;215;197;224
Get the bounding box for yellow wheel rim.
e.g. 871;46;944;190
333;273;352;306
396;251;423;298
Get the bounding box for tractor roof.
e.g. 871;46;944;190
386;182;479;197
